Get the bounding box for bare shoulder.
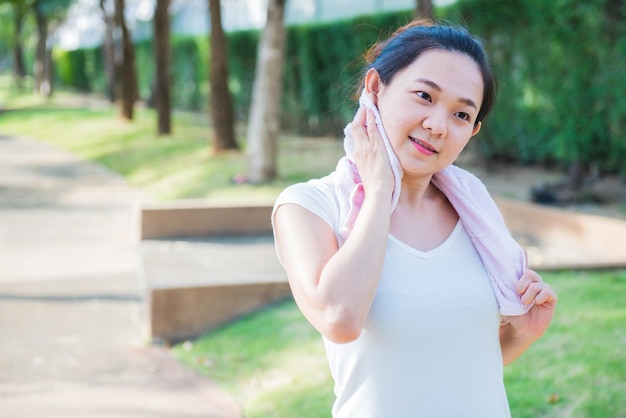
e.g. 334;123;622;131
274;203;338;272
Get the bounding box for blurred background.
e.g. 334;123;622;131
1;0;625;200
1;1;625;417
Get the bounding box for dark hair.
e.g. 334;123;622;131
361;19;496;125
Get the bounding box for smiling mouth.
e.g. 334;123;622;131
410;137;438;153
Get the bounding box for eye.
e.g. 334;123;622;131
455;111;472;122
416;91;432;102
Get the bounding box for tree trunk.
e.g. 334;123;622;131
415;0;434;19
114;0;137;120
44;46;54;96
100;0;116;102
154;0;172;135
208;0;238;152
246;0;287;183
12;9;26;90
34;5;48;95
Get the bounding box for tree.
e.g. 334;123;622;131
99;0;115;102
153;0;171;135
208;0;238;152
32;0;71;96
33;0;48;95
113;0;138;120
415;0;434;19
246;0;287;183
8;0;29;90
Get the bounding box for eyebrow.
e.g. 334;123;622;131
415;78;478;110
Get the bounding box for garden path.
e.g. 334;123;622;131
0;134;241;418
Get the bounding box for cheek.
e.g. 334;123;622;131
379;108;410;139
377;109;399;140
445;134;473;161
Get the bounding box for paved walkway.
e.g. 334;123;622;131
0;134;241;417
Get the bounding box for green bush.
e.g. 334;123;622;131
227;29;259;120
52;1;626;177
54;48;91;91
134;39;154;105
447;0;626;174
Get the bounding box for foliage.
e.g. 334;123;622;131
445;0;626;174
51;10;413;135
228;11;414;136
0;3;14;65
47;0;626;176
53;48;93;90
0;0;38;76
171;36;209;112
173;270;626;417
34;0;72;18
226;29;259;121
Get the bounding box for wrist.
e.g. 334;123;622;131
364;183;394;200
501;320;542;342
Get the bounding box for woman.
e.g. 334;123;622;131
272;19;557;417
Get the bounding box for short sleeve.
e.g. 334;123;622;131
271;178;340;267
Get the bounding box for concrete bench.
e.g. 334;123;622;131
139;201;291;344
138;198;626;343
497;198;626;270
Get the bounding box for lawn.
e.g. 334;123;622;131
0;83;344;203
173;269;626;418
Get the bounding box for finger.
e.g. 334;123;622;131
352;106;366;132
516;269;541;294
534;285;557;305
516;270;533;295
365;108;383;144
521;281;551;305
520;282;539;304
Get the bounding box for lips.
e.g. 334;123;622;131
409;136;438;154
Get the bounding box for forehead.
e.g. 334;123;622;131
394;49;484;105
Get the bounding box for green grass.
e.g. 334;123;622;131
173;300;333;418
172;270;626;418
0;83;343;202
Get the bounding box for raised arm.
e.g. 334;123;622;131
273;107;394;343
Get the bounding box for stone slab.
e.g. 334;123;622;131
149;282;292;343
497;198;626;270
140;234;290;343
140;201;274;240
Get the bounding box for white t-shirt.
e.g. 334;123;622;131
273;180;511;418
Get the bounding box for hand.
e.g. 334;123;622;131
350;106;395;196
505;269;558;339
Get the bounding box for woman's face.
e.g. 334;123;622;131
366;49;484;179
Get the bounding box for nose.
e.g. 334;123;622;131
422;109;447;138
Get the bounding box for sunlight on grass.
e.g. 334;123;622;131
173;300;334;418
504;270;626;418
173;270;626;418
0;89;344;202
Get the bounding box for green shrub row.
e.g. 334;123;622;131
52;11;412;135
449;0;626;174
53;1;626;176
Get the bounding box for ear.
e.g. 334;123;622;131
471;121;482;137
364;69;382;105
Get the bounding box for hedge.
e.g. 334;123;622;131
52;1;626;176
449;0;626;174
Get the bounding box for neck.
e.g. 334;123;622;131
398;176;441;207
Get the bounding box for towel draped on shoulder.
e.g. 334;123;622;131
333;90;531;316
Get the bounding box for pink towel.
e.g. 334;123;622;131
335;91;531;316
